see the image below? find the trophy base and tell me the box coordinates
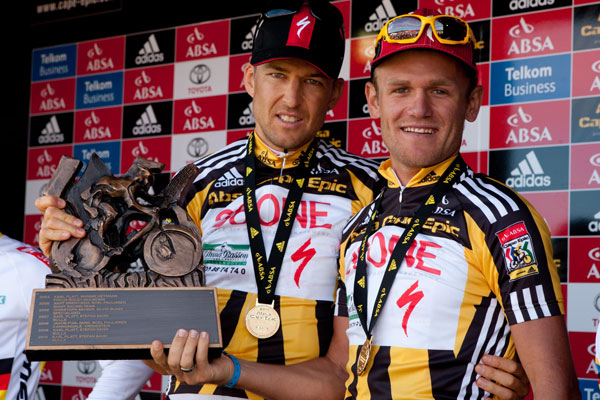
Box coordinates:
[26,287,222,361]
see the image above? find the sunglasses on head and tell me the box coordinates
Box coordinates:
[376,14,475,47]
[258,0,344,34]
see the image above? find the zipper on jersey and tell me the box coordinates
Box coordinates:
[390,168,406,205]
[279,150,288,179]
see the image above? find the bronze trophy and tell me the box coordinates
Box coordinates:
[26,154,222,360]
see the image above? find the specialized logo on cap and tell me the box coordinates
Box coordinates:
[287,4,316,49]
[426,26,435,43]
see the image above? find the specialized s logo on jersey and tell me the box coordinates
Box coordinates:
[496,221,539,280]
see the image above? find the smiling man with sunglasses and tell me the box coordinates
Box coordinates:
[335,7,579,399]
[36,2,535,400]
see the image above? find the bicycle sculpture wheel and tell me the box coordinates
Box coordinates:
[44,153,204,288]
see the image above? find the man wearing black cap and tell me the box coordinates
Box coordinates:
[38,1,376,398]
[148,2,380,399]
[36,2,532,399]
[336,7,579,399]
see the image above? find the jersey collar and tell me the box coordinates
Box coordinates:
[379,156,458,189]
[253,131,315,169]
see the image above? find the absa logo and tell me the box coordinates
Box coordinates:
[82,111,111,141]
[433,0,475,19]
[39,83,66,112]
[86,43,114,72]
[131,141,150,157]
[507,17,553,56]
[505,106,552,144]
[133,70,163,101]
[183,100,215,131]
[185,27,217,58]
[590,60,600,93]
[587,247,600,281]
[590,153,600,185]
[361,121,388,156]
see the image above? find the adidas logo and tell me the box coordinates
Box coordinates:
[214,167,244,188]
[135,34,164,65]
[132,105,162,135]
[238,102,255,126]
[39,115,64,144]
[589,210,600,233]
[357,276,366,288]
[365,0,397,33]
[241,24,257,51]
[419,171,439,183]
[505,150,551,188]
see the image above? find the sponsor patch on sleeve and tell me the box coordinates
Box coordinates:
[495,222,539,281]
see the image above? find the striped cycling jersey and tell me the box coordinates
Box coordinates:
[168,134,380,399]
[0,234,50,400]
[336,157,563,400]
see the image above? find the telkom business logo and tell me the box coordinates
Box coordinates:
[489,147,568,192]
[490,54,570,105]
[76,71,123,109]
[31,44,76,81]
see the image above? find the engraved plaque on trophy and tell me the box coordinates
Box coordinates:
[26,154,222,360]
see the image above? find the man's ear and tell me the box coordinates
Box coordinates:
[327,78,345,110]
[465,85,484,122]
[365,80,380,119]
[243,61,256,98]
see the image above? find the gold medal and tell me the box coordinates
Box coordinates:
[245,300,280,339]
[356,337,372,375]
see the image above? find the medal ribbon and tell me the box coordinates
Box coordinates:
[353,156,467,344]
[243,131,319,305]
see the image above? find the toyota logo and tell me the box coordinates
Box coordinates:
[594,293,600,313]
[190,64,211,84]
[77,360,97,375]
[188,137,209,158]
